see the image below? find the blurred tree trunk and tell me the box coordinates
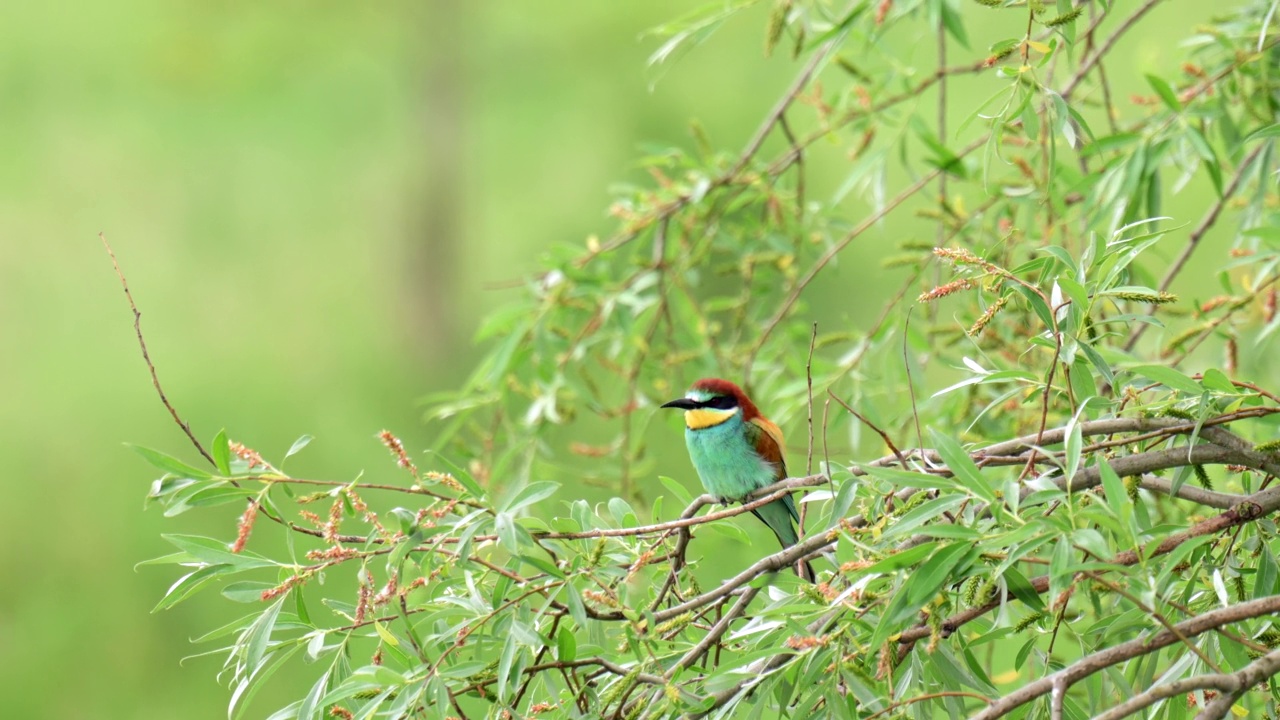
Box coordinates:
[406,0,465,363]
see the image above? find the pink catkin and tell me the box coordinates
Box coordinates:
[231,500,259,553]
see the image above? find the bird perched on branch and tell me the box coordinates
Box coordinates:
[661,378,814,581]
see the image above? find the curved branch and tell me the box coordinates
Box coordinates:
[894,441,1280,653]
[973,596,1280,720]
[635,415,1280,626]
[666,586,761,679]
[1138,473,1244,509]
[1196,649,1280,719]
[1096,647,1280,720]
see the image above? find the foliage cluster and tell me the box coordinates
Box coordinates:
[137,1,1280,718]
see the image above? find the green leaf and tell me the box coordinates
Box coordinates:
[231,644,302,720]
[562,585,587,627]
[1011,284,1056,331]
[294,586,312,627]
[862,466,968,491]
[1257,546,1280,599]
[1061,415,1083,488]
[499,480,560,513]
[129,444,212,479]
[243,595,286,679]
[827,476,858,528]
[608,497,638,527]
[317,667,402,707]
[870,543,971,649]
[879,495,967,540]
[1185,125,1224,196]
[645,1,754,68]
[284,435,313,462]
[212,430,232,476]
[222,581,278,603]
[163,534,279,570]
[373,620,401,647]
[557,626,577,662]
[1242,123,1280,145]
[1129,365,1204,395]
[911,543,975,598]
[496,633,518,701]
[659,475,694,506]
[437,661,487,679]
[296,669,332,720]
[930,429,996,505]
[1049,537,1073,602]
[495,512,519,552]
[387,528,422,571]
[1003,567,1045,611]
[939,1,970,49]
[1083,132,1142,157]
[856,542,937,576]
[518,554,565,580]
[1098,460,1128,521]
[154,564,234,611]
[164,485,257,517]
[1145,74,1181,112]
[426,453,486,500]
[1200,368,1236,393]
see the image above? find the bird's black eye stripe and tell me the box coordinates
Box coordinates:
[703,394,738,410]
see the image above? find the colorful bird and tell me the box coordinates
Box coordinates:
[661,378,814,580]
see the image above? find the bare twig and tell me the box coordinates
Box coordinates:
[1124,144,1266,351]
[806,322,818,476]
[863,691,990,720]
[101,233,214,465]
[1062,0,1167,100]
[827,389,908,469]
[902,308,925,452]
[750,135,988,366]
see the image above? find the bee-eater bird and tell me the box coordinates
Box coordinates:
[661,378,814,581]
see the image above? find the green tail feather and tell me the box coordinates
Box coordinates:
[750,495,814,581]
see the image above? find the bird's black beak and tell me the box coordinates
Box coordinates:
[660,398,699,410]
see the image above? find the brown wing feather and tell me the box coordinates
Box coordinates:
[748,416,787,480]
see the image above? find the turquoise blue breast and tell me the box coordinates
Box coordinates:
[683,414,774,502]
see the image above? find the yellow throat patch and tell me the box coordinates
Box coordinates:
[684,407,737,430]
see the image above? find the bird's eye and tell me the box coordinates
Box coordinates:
[705,395,737,410]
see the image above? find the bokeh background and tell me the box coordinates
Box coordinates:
[0,1,1222,717]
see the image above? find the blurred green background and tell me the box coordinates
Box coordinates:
[0,1,1222,717]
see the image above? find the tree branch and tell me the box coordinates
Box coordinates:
[1062,0,1167,100]
[973,596,1280,719]
[1097,646,1280,720]
[1123,143,1267,351]
[101,233,214,465]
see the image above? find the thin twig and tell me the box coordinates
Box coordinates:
[1062,0,1167,100]
[1124,144,1266,351]
[806,322,818,476]
[902,308,925,453]
[750,135,988,369]
[101,233,214,465]
[827,389,908,468]
[862,690,990,720]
